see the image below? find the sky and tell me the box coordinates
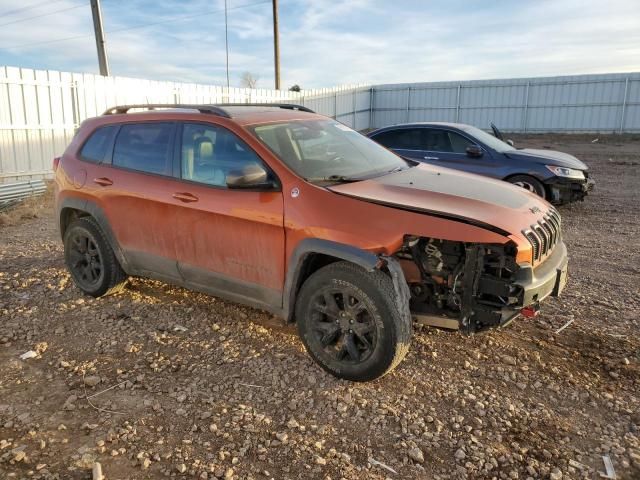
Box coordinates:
[0,0,639,89]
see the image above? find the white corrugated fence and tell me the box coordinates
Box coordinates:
[371,72,640,133]
[0,65,369,183]
[1,66,639,183]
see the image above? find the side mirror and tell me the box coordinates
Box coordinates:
[506,139,515,147]
[226,164,273,189]
[466,145,483,158]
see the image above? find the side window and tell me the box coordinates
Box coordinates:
[424,129,453,152]
[372,129,424,150]
[79,125,118,163]
[112,123,175,175]
[181,123,264,187]
[448,131,473,154]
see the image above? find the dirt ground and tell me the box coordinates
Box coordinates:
[0,134,639,480]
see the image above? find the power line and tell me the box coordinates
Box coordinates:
[1,0,270,50]
[0,0,69,18]
[1,32,91,50]
[106,0,270,35]
[0,3,87,28]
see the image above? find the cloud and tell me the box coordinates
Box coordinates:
[0,0,638,88]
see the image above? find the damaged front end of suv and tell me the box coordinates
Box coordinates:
[393,209,567,333]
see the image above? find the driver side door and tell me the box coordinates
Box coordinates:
[422,128,498,177]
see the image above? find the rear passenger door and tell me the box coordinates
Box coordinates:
[370,128,427,161]
[172,122,285,310]
[93,122,183,279]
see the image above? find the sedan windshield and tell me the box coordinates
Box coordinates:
[462,125,516,153]
[249,120,408,183]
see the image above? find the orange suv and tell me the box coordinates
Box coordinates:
[54,104,568,381]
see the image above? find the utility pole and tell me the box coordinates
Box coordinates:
[272,0,280,90]
[90,0,110,76]
[224,0,230,89]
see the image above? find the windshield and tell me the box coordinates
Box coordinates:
[249,120,408,183]
[462,125,516,153]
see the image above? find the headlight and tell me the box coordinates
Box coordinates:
[545,165,585,179]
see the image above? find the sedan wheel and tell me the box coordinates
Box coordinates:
[507,175,546,199]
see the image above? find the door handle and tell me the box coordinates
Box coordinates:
[172,192,199,203]
[93,177,113,186]
[424,156,439,160]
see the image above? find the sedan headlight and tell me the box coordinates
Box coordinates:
[545,165,585,179]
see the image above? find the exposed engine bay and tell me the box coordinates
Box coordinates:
[395,236,525,332]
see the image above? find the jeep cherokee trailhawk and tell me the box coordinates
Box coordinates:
[54,104,568,381]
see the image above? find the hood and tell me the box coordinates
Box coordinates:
[328,164,553,238]
[505,148,588,170]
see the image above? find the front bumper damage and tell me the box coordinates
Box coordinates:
[458,241,568,333]
[547,176,595,204]
[514,242,568,307]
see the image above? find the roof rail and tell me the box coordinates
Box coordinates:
[102,104,231,117]
[216,103,315,113]
[102,103,316,117]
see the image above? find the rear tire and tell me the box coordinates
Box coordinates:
[63,217,127,297]
[507,175,546,199]
[295,261,411,381]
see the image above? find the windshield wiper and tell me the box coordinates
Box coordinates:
[307,165,411,184]
[305,174,362,183]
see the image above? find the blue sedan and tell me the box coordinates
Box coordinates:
[367,122,594,204]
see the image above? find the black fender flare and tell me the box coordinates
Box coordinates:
[57,197,131,273]
[282,238,409,323]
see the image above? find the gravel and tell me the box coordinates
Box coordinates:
[0,134,639,479]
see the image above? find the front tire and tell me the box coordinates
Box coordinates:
[295,261,411,381]
[507,175,546,199]
[63,217,127,297]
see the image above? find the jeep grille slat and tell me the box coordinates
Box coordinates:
[522,209,562,264]
[525,231,541,260]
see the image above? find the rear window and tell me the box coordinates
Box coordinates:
[79,125,118,163]
[112,123,175,175]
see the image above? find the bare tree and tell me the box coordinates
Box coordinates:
[240,72,259,89]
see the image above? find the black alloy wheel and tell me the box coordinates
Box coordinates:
[67,230,104,290]
[63,217,127,297]
[296,261,412,381]
[308,286,377,365]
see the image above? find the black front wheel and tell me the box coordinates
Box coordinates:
[295,262,411,381]
[63,217,127,297]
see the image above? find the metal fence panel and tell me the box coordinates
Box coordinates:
[2,66,639,183]
[0,66,368,182]
[373,109,408,128]
[371,72,640,133]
